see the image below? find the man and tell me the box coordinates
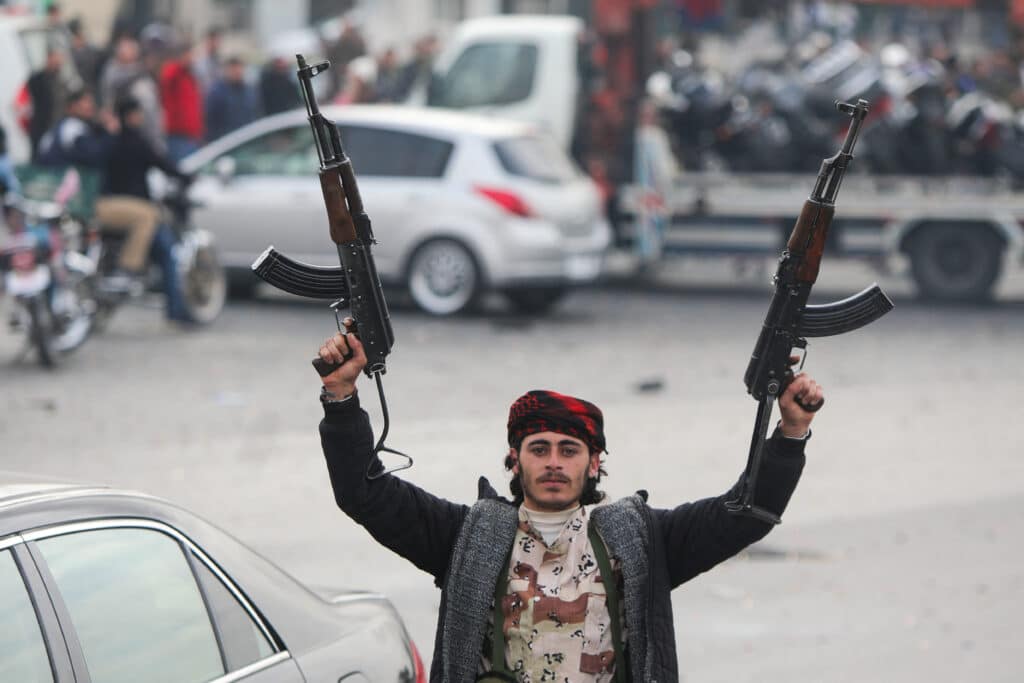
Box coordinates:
[205,57,259,142]
[258,55,300,116]
[68,17,103,92]
[316,326,819,682]
[160,40,204,161]
[324,13,367,97]
[99,35,165,152]
[193,26,223,95]
[27,48,69,159]
[36,88,116,170]
[101,96,193,323]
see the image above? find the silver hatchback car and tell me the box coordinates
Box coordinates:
[180,105,611,315]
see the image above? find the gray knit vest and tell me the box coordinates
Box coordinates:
[432,494,677,683]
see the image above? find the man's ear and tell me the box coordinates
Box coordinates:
[508,447,519,475]
[588,452,601,478]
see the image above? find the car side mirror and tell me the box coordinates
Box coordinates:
[214,156,236,184]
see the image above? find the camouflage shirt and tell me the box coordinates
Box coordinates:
[480,504,624,683]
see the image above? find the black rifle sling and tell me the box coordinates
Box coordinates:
[482,526,627,683]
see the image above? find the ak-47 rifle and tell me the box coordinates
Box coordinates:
[251,54,407,477]
[725,99,894,525]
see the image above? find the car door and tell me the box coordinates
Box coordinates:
[190,124,333,270]
[24,522,305,683]
[0,541,74,682]
[336,124,454,279]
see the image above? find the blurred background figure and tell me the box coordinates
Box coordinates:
[395,34,439,101]
[205,57,259,142]
[99,35,165,152]
[193,26,224,95]
[160,39,204,162]
[45,1,63,29]
[259,55,301,116]
[36,88,115,170]
[334,55,377,105]
[633,98,680,267]
[0,125,20,196]
[68,16,103,93]
[27,49,69,161]
[325,12,367,98]
[374,48,403,103]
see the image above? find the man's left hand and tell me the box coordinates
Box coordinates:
[778,372,824,438]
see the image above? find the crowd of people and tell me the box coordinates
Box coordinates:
[25,11,440,166]
[1,9,445,325]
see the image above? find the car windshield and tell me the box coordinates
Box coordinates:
[430,42,537,108]
[493,135,580,184]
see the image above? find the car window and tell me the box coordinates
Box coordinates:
[339,125,452,178]
[0,549,53,683]
[430,42,538,108]
[211,125,315,177]
[494,135,581,184]
[35,528,224,683]
[191,553,275,670]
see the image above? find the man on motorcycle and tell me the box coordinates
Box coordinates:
[36,89,158,286]
[104,96,194,323]
[37,89,193,323]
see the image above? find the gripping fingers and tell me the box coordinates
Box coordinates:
[789,376,824,413]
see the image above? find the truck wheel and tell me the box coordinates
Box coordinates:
[908,225,1003,302]
[407,238,481,316]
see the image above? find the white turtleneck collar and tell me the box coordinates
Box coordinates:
[520,505,580,546]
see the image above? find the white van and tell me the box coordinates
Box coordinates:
[414,15,583,151]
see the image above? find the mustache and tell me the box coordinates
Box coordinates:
[538,474,570,483]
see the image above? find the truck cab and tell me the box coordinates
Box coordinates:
[412,14,583,151]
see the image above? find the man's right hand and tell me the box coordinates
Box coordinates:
[318,318,366,399]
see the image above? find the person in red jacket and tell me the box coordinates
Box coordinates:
[159,40,203,162]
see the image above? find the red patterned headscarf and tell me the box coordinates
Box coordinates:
[507,390,606,454]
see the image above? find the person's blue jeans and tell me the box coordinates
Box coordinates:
[166,136,200,164]
[149,225,191,321]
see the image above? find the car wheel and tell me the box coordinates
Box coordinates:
[505,287,569,315]
[407,238,481,315]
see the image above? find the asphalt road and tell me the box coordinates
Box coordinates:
[2,257,1022,682]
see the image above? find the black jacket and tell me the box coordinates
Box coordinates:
[320,397,806,681]
[103,126,186,199]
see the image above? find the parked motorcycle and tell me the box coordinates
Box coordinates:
[88,177,226,329]
[0,197,95,367]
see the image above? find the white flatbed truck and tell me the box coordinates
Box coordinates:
[619,172,1024,302]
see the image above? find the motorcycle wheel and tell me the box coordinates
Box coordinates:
[179,239,226,324]
[26,295,59,368]
[49,263,97,353]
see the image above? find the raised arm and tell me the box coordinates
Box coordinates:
[318,326,467,585]
[656,376,820,587]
